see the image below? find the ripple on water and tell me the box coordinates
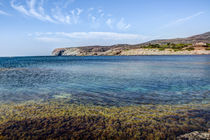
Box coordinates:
[0,55,210,106]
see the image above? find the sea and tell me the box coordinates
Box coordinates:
[0,55,209,106]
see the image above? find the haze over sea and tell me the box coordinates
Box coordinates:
[0,55,209,106]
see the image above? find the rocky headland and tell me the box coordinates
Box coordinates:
[52,32,210,56]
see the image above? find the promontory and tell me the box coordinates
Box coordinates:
[52,32,210,56]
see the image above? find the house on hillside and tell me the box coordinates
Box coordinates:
[193,42,207,46]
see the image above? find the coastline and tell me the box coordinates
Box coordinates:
[52,47,210,56]
[0,54,209,139]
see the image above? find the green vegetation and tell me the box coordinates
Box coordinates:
[143,44,161,49]
[0,100,209,140]
[186,47,195,51]
[206,43,210,47]
[158,48,165,51]
[143,43,193,51]
[206,47,210,50]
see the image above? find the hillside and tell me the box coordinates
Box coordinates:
[52,32,210,56]
[146,32,210,45]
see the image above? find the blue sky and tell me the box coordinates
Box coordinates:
[0,0,209,56]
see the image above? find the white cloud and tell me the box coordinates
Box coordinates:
[32,32,149,47]
[77,8,83,16]
[11,0,29,16]
[0,10,10,16]
[106,18,113,28]
[70,8,83,24]
[53,14,71,24]
[162,11,205,28]
[34,32,146,41]
[87,8,131,30]
[175,11,204,23]
[51,7,71,24]
[11,0,55,22]
[117,18,131,30]
[98,9,104,17]
[10,1,132,30]
[27,0,55,22]
[51,7,82,24]
[91,16,96,22]
[10,0,82,24]
[36,37,64,42]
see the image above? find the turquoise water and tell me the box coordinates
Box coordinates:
[0,55,210,106]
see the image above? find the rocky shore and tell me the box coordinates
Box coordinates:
[52,32,210,56]
[52,47,210,56]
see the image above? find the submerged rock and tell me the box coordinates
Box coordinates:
[177,129,210,140]
[0,68,10,71]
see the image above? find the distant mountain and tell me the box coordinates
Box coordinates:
[145,32,210,45]
[52,32,210,56]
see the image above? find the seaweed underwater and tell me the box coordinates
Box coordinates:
[0,100,209,140]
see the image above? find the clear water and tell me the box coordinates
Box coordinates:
[0,55,210,106]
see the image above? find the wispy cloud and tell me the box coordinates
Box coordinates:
[0,0,10,15]
[87,8,103,29]
[70,8,83,24]
[10,0,82,24]
[27,0,55,22]
[51,7,71,24]
[33,32,148,44]
[11,0,29,15]
[87,8,131,30]
[36,37,65,43]
[117,18,131,30]
[9,0,131,30]
[106,18,113,28]
[11,0,55,22]
[0,10,10,16]
[56,32,142,40]
[162,11,205,29]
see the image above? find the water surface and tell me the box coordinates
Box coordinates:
[0,55,209,106]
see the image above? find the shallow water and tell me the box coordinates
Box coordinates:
[0,55,210,106]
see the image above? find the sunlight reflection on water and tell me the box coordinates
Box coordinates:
[0,55,210,106]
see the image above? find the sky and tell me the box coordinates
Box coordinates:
[0,0,210,56]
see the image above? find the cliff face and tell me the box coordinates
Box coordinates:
[52,44,140,56]
[52,47,210,56]
[52,48,67,56]
[52,32,210,56]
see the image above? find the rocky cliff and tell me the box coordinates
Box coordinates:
[52,32,210,56]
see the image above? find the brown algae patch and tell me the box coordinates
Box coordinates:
[0,101,209,139]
